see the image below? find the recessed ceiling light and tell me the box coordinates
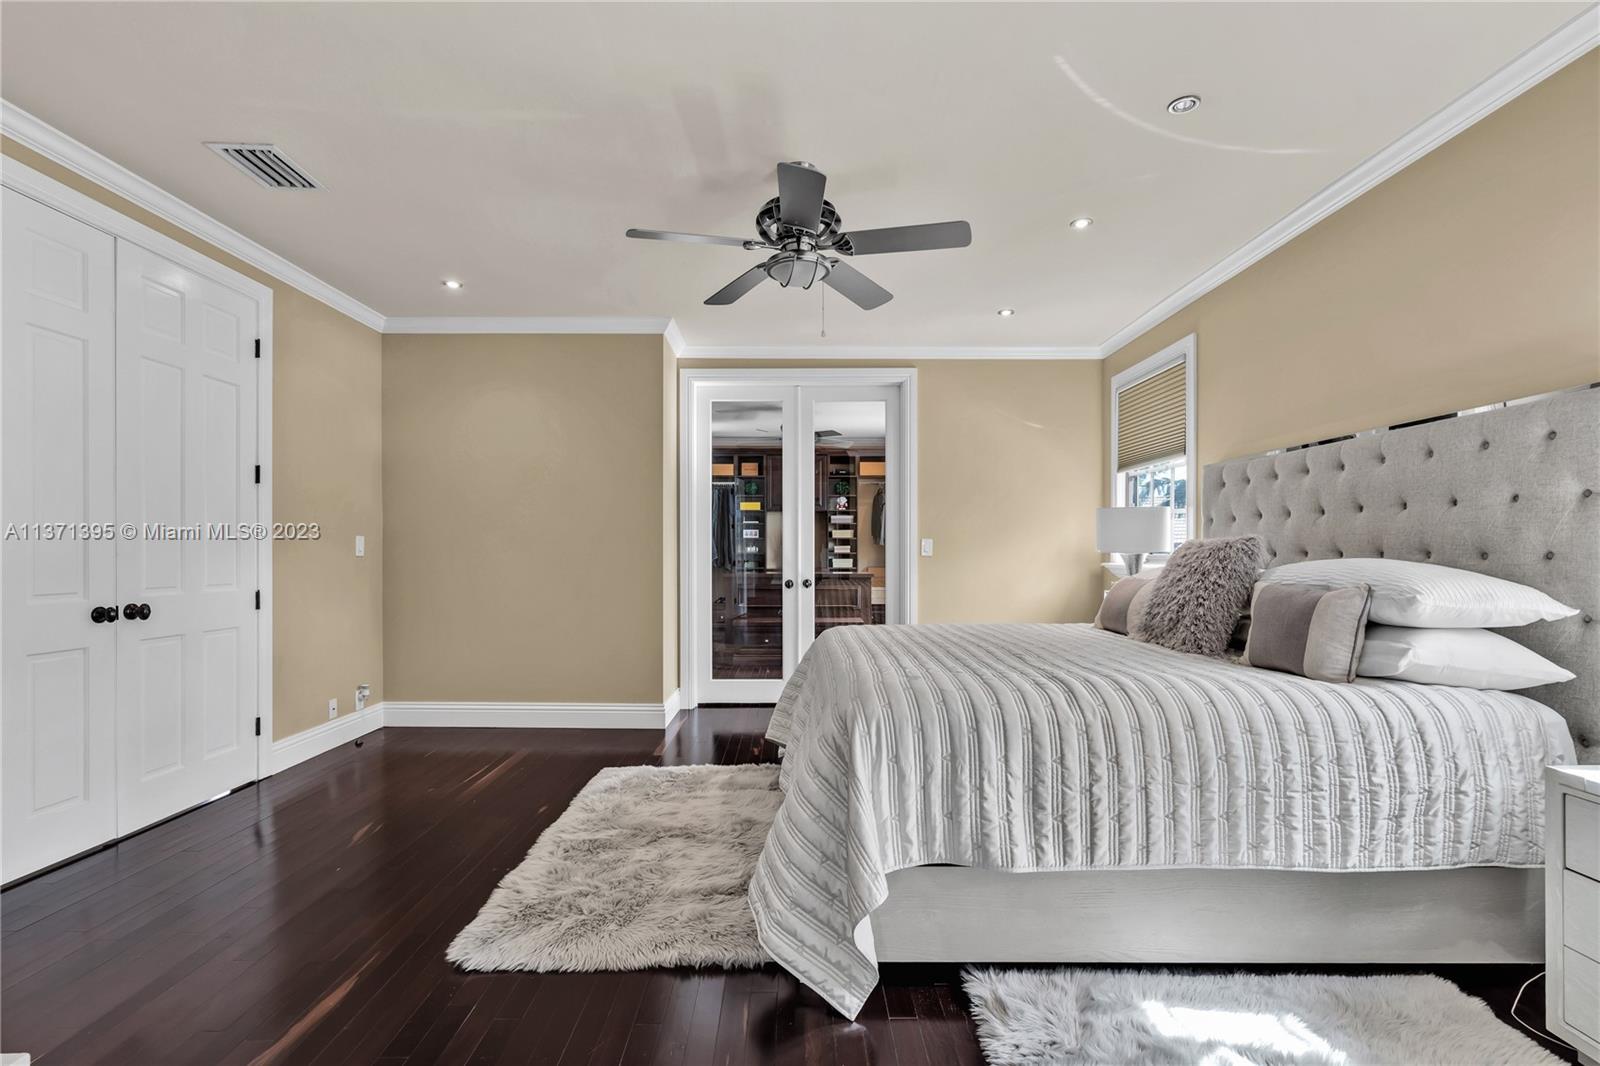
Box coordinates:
[1069,217,1094,231]
[1167,95,1201,115]
[442,279,464,290]
[997,308,1016,317]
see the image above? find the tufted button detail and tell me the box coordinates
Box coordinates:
[1512,494,1520,503]
[1400,500,1408,509]
[1339,464,1346,472]
[1480,552,1489,560]
[1584,615,1593,624]
[1357,504,1364,513]
[1480,440,1490,450]
[1585,489,1594,498]
[1545,551,1556,560]
[1450,498,1458,507]
[1379,455,1386,465]
[1377,550,1384,557]
[1425,550,1433,559]
[1548,430,1558,440]
[1426,448,1434,459]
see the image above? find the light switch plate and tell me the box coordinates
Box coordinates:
[921,538,934,557]
[327,698,338,720]
[355,535,365,558]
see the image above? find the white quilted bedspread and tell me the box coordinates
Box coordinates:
[748,623,1576,1018]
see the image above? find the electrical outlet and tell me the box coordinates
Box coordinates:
[355,534,365,558]
[327,698,338,720]
[921,538,934,557]
[355,684,370,713]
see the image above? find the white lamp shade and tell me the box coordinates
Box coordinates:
[1096,507,1172,554]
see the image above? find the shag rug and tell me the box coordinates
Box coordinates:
[448,763,777,972]
[962,968,1562,1065]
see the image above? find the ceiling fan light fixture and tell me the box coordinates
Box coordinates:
[442,279,464,290]
[997,308,1016,317]
[1069,217,1094,231]
[765,251,829,290]
[1167,94,1201,115]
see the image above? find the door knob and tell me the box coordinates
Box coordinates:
[124,602,152,621]
[784,579,795,589]
[91,605,108,624]
[802,578,813,589]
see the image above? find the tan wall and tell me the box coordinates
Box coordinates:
[382,333,671,704]
[680,359,1106,626]
[2,138,385,742]
[1103,55,1600,490]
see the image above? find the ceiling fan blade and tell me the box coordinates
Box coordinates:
[837,221,972,255]
[776,162,827,233]
[626,228,756,248]
[823,261,892,310]
[705,265,769,305]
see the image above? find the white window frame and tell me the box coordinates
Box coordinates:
[1108,333,1197,556]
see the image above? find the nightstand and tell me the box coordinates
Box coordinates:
[1547,765,1600,1065]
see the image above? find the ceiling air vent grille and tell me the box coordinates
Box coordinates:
[205,143,318,189]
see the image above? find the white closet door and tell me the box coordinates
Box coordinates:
[1,188,119,881]
[114,240,259,834]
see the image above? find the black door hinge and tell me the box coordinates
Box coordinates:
[254,339,261,359]
[254,464,261,484]
[255,717,261,736]
[255,589,261,610]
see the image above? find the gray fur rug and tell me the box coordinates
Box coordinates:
[448,763,777,972]
[962,968,1562,1065]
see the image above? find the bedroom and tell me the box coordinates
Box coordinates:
[0,2,1596,1064]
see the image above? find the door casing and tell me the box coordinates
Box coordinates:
[679,368,917,708]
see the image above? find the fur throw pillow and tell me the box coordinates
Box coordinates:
[1133,535,1266,657]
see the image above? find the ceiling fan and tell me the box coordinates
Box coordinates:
[626,161,971,310]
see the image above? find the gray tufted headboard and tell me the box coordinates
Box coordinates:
[1204,386,1600,762]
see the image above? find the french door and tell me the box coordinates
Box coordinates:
[1,186,263,881]
[684,372,913,705]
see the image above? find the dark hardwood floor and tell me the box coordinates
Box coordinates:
[0,706,1574,1065]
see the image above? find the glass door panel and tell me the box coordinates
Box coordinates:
[709,398,786,683]
[807,398,890,645]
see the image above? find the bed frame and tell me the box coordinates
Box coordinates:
[874,385,1599,965]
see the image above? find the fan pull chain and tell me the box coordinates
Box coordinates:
[820,282,827,339]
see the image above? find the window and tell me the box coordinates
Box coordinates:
[1110,334,1195,555]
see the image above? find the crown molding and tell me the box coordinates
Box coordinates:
[1,100,387,332]
[383,315,671,335]
[675,344,1102,361]
[663,318,688,356]
[1096,8,1600,358]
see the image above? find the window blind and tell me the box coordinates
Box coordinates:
[1115,361,1186,472]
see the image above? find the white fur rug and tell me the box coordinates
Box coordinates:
[448,763,777,972]
[962,968,1562,1065]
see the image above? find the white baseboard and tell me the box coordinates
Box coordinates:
[263,702,385,776]
[662,688,682,728]
[384,698,679,730]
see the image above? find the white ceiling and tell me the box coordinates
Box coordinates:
[0,2,1589,350]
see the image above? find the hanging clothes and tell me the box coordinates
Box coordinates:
[712,484,737,569]
[870,483,886,546]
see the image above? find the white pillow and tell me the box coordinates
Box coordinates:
[1258,558,1576,628]
[1358,625,1575,690]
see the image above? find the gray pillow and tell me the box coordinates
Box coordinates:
[1094,576,1156,636]
[1133,535,1265,657]
[1243,582,1373,683]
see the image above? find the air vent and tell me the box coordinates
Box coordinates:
[205,143,318,189]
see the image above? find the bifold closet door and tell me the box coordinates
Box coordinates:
[114,240,259,835]
[0,188,120,882]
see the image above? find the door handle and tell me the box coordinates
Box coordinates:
[91,605,110,624]
[784,579,795,589]
[123,602,152,621]
[801,578,813,589]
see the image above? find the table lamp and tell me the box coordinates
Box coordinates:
[1096,507,1172,576]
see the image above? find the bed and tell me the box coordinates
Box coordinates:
[748,385,1599,1019]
